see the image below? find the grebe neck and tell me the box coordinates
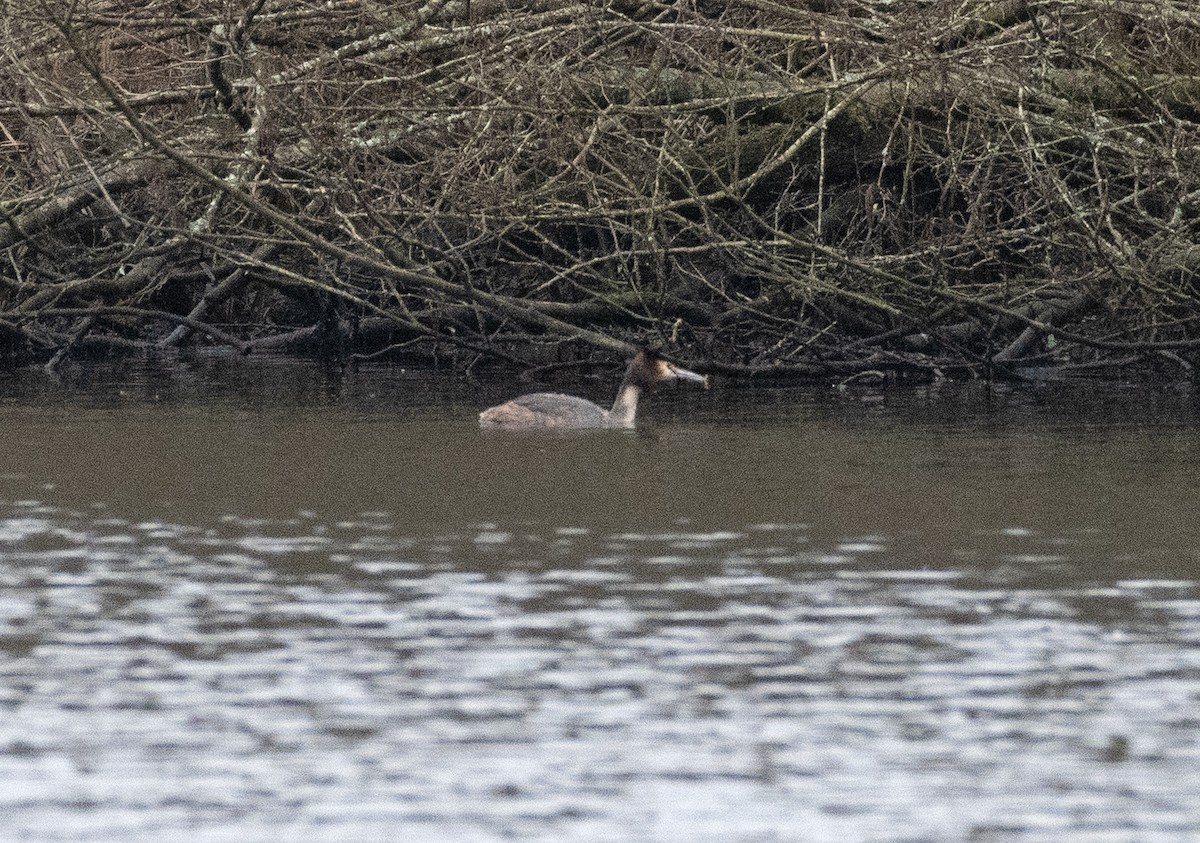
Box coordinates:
[609,383,641,428]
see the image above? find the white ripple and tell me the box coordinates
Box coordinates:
[235,535,332,554]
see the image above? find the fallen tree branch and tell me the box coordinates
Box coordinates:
[12,306,252,354]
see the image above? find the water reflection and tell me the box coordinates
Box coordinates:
[0,358,1198,841]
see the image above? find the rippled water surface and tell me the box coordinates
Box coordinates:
[3,356,1200,842]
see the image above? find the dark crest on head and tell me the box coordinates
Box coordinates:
[625,346,668,388]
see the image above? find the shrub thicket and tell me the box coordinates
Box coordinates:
[4,0,1200,378]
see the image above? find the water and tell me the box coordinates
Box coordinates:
[2,356,1199,841]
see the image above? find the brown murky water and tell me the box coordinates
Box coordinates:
[2,355,1199,841]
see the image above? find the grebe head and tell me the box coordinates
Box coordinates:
[626,348,709,390]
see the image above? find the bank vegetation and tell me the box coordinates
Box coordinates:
[4,0,1200,380]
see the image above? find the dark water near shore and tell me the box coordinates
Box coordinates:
[2,355,1200,841]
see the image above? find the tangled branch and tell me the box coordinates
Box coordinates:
[3,0,1200,378]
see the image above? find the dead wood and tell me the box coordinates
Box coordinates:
[3,0,1200,379]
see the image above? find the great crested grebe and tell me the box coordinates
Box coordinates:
[479,348,708,430]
